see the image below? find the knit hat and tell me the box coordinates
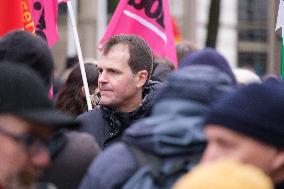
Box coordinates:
[180,48,237,85]
[151,64,235,106]
[0,63,78,128]
[0,30,54,87]
[172,159,273,189]
[205,79,284,148]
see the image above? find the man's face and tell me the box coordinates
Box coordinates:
[201,125,278,176]
[97,44,146,112]
[0,114,51,188]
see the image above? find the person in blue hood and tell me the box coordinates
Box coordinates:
[79,48,237,189]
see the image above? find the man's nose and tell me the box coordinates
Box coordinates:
[200,144,222,164]
[31,147,50,169]
[98,71,108,83]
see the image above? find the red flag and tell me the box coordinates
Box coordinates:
[0,0,23,36]
[172,17,182,43]
[0,0,36,37]
[22,0,36,33]
[100,0,178,68]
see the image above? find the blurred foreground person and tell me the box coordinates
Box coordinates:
[172,159,273,189]
[201,80,284,188]
[0,30,54,98]
[0,63,77,189]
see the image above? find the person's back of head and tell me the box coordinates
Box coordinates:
[175,40,198,64]
[172,159,273,189]
[102,34,153,85]
[39,131,101,189]
[179,48,237,85]
[151,57,174,82]
[0,30,54,89]
[56,63,99,116]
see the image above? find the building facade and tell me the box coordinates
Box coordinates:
[53,0,281,79]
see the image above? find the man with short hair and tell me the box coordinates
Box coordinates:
[0,63,77,189]
[201,80,284,189]
[77,34,160,148]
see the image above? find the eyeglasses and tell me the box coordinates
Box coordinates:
[0,126,49,156]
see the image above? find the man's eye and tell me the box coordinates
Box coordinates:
[110,70,118,74]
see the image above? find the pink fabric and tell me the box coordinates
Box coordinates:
[48,85,54,99]
[58,0,69,3]
[31,0,59,47]
[100,0,177,68]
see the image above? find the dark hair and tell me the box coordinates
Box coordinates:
[56,63,99,116]
[176,41,198,64]
[102,34,153,84]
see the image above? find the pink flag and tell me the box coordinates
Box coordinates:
[31,0,59,46]
[58,0,69,3]
[100,0,178,68]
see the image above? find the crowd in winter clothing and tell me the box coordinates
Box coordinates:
[0,30,283,189]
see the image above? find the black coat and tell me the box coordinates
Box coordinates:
[276,182,284,189]
[76,80,161,148]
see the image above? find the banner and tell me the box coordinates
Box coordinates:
[100,0,177,67]
[0,0,25,36]
[23,0,36,33]
[31,0,59,46]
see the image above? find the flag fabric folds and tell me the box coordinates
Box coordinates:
[31,0,60,47]
[0,0,28,36]
[100,0,178,67]
[0,0,62,47]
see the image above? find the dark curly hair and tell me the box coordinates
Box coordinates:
[55,63,99,116]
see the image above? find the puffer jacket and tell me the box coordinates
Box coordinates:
[76,80,161,148]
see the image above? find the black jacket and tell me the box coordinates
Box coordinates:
[276,182,284,189]
[76,80,161,148]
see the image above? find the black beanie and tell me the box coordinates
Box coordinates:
[180,48,237,85]
[0,30,54,87]
[205,80,284,148]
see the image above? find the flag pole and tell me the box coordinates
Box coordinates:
[282,33,284,78]
[67,1,93,111]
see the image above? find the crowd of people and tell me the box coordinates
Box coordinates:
[0,30,283,189]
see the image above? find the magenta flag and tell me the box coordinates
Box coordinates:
[58,0,69,3]
[31,0,59,47]
[100,0,178,67]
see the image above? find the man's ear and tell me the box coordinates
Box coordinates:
[271,150,284,182]
[135,70,148,88]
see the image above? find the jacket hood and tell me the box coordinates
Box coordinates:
[123,65,236,156]
[123,99,207,156]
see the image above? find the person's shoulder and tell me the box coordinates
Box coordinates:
[76,107,102,121]
[75,108,104,134]
[79,142,138,189]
